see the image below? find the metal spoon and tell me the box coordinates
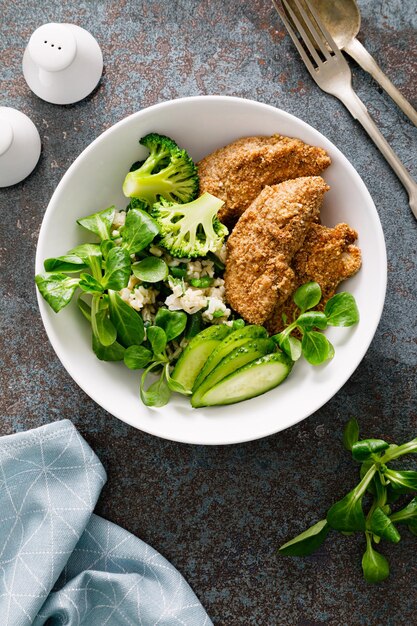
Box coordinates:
[305,0,417,126]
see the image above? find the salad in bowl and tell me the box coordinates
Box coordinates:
[34,96,386,444]
[36,130,360,410]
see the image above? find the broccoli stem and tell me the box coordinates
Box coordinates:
[137,146,170,174]
[124,162,196,204]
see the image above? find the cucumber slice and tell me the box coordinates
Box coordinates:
[192,324,268,392]
[171,324,231,391]
[195,352,293,407]
[192,338,276,408]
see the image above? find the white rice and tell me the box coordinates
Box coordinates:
[112,210,126,229]
[202,297,231,322]
[119,238,230,323]
[165,285,207,315]
[164,274,230,320]
[186,259,215,279]
[120,284,159,312]
[215,243,227,264]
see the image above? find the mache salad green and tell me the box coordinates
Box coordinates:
[35,133,360,409]
[279,419,417,584]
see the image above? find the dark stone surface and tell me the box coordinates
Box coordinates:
[1,1,416,624]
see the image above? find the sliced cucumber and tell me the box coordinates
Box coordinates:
[171,324,231,391]
[195,352,293,407]
[192,325,268,392]
[192,338,276,408]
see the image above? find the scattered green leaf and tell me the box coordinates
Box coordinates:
[108,290,145,347]
[352,439,389,462]
[147,325,167,356]
[279,420,417,584]
[369,507,400,543]
[155,308,187,342]
[79,273,104,295]
[389,497,417,524]
[362,534,390,583]
[165,363,192,395]
[343,417,360,452]
[44,254,87,273]
[77,295,91,322]
[124,345,153,370]
[293,282,322,312]
[102,247,131,290]
[35,273,80,313]
[132,256,168,283]
[92,334,125,361]
[170,266,188,279]
[140,363,171,407]
[279,335,302,361]
[279,520,329,556]
[327,489,367,532]
[325,292,360,327]
[185,312,203,339]
[77,206,116,240]
[296,311,328,330]
[383,469,417,491]
[301,331,334,366]
[121,208,159,254]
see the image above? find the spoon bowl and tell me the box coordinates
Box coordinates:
[290,0,417,126]
[308,0,360,49]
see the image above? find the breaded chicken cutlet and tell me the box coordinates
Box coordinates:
[198,134,331,226]
[266,222,362,334]
[224,175,362,331]
[224,176,329,325]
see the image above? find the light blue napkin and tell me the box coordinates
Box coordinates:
[0,420,212,626]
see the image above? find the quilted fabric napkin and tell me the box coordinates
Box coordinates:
[0,420,212,626]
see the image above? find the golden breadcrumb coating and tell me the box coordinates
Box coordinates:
[224,176,329,325]
[266,222,362,334]
[197,134,331,226]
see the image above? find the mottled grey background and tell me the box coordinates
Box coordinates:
[1,1,416,624]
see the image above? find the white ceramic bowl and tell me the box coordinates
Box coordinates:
[35,96,387,445]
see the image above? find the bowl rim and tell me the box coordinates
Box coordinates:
[35,95,387,445]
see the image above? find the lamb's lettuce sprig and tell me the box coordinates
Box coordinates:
[272,282,359,365]
[124,308,190,407]
[35,206,160,363]
[279,419,417,584]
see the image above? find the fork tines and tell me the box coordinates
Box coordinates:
[272,0,344,74]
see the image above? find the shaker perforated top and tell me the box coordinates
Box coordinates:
[22,23,103,105]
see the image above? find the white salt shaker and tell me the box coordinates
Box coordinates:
[22,23,103,105]
[0,107,41,187]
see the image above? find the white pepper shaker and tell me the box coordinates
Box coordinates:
[22,23,103,105]
[0,107,41,187]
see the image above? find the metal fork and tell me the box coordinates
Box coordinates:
[273,0,417,219]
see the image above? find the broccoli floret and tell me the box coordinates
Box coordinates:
[125,197,148,212]
[122,133,199,208]
[151,192,228,259]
